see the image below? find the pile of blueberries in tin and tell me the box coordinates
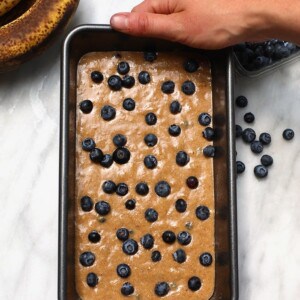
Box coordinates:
[234,40,299,71]
[235,95,295,178]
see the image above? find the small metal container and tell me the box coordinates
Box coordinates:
[59,24,238,300]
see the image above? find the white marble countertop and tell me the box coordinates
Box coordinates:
[0,1,299,299]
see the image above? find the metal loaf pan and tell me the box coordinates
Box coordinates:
[59,24,238,300]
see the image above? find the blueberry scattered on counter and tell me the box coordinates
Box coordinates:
[122,239,139,255]
[236,125,243,138]
[144,133,158,147]
[242,128,256,143]
[144,155,158,169]
[79,100,93,114]
[113,134,127,147]
[168,124,181,137]
[202,127,215,141]
[102,180,117,194]
[121,282,134,296]
[116,228,130,241]
[86,272,98,287]
[162,230,176,244]
[181,80,196,95]
[123,98,136,111]
[113,147,131,164]
[100,154,113,168]
[136,182,149,196]
[175,199,187,213]
[259,132,272,145]
[161,80,175,94]
[199,252,213,266]
[283,128,295,140]
[91,71,103,83]
[117,61,130,75]
[88,231,101,243]
[145,112,157,125]
[195,205,210,220]
[108,75,122,91]
[154,282,170,297]
[198,112,212,126]
[170,100,182,114]
[155,181,171,197]
[122,75,135,88]
[140,233,155,249]
[188,276,201,291]
[138,71,151,84]
[254,165,268,178]
[244,112,255,123]
[236,161,246,174]
[125,199,136,210]
[145,208,158,222]
[144,51,157,62]
[82,138,96,151]
[95,201,111,216]
[101,105,116,121]
[176,151,190,166]
[203,145,215,157]
[184,59,199,73]
[81,196,93,212]
[79,251,95,267]
[116,264,131,278]
[173,249,187,263]
[261,154,273,167]
[177,231,192,245]
[116,183,129,196]
[235,95,248,108]
[151,250,162,262]
[186,176,199,189]
[90,147,104,163]
[250,141,264,154]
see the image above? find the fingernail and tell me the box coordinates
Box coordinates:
[110,14,129,30]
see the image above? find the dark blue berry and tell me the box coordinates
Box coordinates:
[125,199,136,210]
[91,71,103,83]
[151,250,162,262]
[170,100,182,114]
[88,231,101,243]
[90,148,104,163]
[236,161,245,174]
[261,154,273,167]
[136,182,149,195]
[202,127,215,141]
[116,183,129,196]
[244,112,255,123]
[162,230,176,244]
[254,165,268,178]
[113,134,127,147]
[123,98,135,111]
[79,251,95,267]
[79,100,93,113]
[198,112,211,126]
[155,282,170,297]
[138,71,151,84]
[144,155,157,169]
[122,75,135,88]
[259,132,271,145]
[155,181,171,197]
[251,140,264,153]
[144,51,157,62]
[81,196,93,212]
[161,81,175,94]
[122,239,139,255]
[242,128,256,143]
[116,228,130,241]
[175,199,187,212]
[86,272,98,287]
[283,128,294,140]
[181,80,195,95]
[253,56,269,68]
[235,95,248,108]
[101,105,116,121]
[145,113,157,125]
[144,134,158,147]
[102,180,117,194]
[117,61,130,75]
[177,231,191,245]
[236,125,243,138]
[121,282,134,296]
[113,147,131,164]
[116,264,131,278]
[108,75,122,91]
[145,208,158,222]
[100,154,113,168]
[196,205,210,220]
[274,44,290,59]
[186,176,198,189]
[184,59,199,73]
[95,201,111,216]
[173,249,186,263]
[188,276,201,291]
[265,44,275,57]
[176,151,190,166]
[82,138,96,151]
[168,124,181,136]
[140,233,154,249]
[199,252,213,266]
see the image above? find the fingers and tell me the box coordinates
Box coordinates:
[131,0,176,14]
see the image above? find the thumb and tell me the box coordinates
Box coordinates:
[110,12,184,42]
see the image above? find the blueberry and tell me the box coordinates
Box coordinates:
[244,112,255,123]
[88,231,101,243]
[155,181,171,197]
[144,134,158,147]
[86,272,98,287]
[261,154,273,167]
[102,180,117,194]
[254,165,268,178]
[235,95,248,108]
[81,196,93,212]
[283,128,294,140]
[253,56,269,68]
[82,138,96,151]
[79,100,93,114]
[274,44,290,59]
[259,132,271,145]
[154,282,170,297]
[122,75,135,88]
[145,208,158,222]
[101,105,116,121]
[242,128,256,143]
[176,151,190,166]
[203,145,215,157]
[123,98,135,111]
[135,182,149,195]
[181,80,195,95]
[144,51,157,62]
[236,161,246,174]
[199,252,213,266]
[79,251,95,267]
[140,233,154,249]
[184,59,199,73]
[250,141,264,154]
[145,113,157,125]
[95,201,111,216]
[108,75,122,91]
[113,134,127,147]
[116,183,129,196]
[116,228,130,241]
[186,176,198,189]
[100,154,113,168]
[90,148,104,163]
[196,205,210,220]
[175,199,187,212]
[121,282,134,296]
[170,100,182,114]
[173,249,186,263]
[198,112,211,126]
[122,239,139,255]
[188,276,201,291]
[151,250,162,262]
[113,147,131,164]
[117,61,130,75]
[161,81,175,94]
[236,125,243,138]
[162,230,176,244]
[168,124,181,136]
[177,231,191,245]
[125,199,136,210]
[116,264,131,278]
[144,155,158,169]
[91,71,103,83]
[202,127,215,141]
[138,71,151,84]
[265,44,275,57]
